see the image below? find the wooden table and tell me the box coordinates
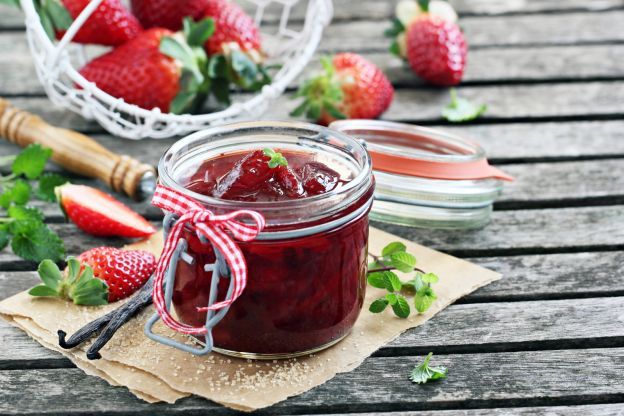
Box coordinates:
[2,0,624,414]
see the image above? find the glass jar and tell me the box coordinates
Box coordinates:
[156,121,375,359]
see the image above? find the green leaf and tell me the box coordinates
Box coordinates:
[369,298,389,313]
[1,180,32,208]
[323,101,346,120]
[367,271,387,289]
[183,17,215,46]
[290,101,310,117]
[0,0,20,7]
[11,224,65,263]
[382,242,407,257]
[409,352,448,384]
[208,55,228,78]
[28,285,61,297]
[414,286,437,313]
[417,0,430,13]
[421,272,439,284]
[0,226,9,251]
[390,251,417,273]
[211,78,231,105]
[39,10,55,40]
[65,257,82,286]
[384,18,405,38]
[36,173,68,202]
[8,205,44,223]
[368,260,384,270]
[160,36,203,82]
[263,148,288,168]
[385,293,398,305]
[392,295,411,318]
[69,277,108,306]
[12,144,52,180]
[37,259,62,290]
[383,271,403,292]
[442,89,487,123]
[389,40,402,58]
[44,0,72,30]
[170,91,197,115]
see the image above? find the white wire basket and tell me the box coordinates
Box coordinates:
[19,0,333,139]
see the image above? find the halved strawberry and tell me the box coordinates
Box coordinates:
[56,184,156,238]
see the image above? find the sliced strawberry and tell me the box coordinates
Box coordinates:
[297,162,341,195]
[56,184,156,238]
[291,53,394,125]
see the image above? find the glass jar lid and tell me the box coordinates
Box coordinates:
[329,120,513,229]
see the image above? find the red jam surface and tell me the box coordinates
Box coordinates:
[171,149,373,355]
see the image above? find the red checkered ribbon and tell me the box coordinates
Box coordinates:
[151,184,265,335]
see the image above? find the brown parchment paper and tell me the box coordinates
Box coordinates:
[0,227,501,411]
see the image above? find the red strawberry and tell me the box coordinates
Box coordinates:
[79,21,214,113]
[130,0,209,31]
[56,184,156,238]
[292,53,394,125]
[275,166,304,198]
[405,14,467,86]
[47,0,142,46]
[29,248,156,305]
[214,150,275,200]
[78,247,156,302]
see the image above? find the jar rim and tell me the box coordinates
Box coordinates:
[158,120,373,214]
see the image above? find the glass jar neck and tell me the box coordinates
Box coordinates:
[158,121,373,231]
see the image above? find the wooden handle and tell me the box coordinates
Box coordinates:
[0,98,155,199]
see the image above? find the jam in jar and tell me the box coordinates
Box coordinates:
[157,121,374,358]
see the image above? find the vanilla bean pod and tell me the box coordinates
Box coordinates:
[57,278,154,353]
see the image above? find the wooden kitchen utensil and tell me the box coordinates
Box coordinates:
[0,98,156,200]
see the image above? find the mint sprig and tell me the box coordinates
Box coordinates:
[409,352,448,384]
[442,89,487,123]
[263,148,288,168]
[367,241,440,318]
[0,144,68,262]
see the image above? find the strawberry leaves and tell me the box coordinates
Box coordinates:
[29,258,109,306]
[34,0,73,40]
[367,241,440,319]
[0,144,68,263]
[442,89,487,123]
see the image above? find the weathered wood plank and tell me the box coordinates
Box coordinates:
[374,205,624,257]
[1,348,623,414]
[5,29,624,95]
[266,82,624,122]
[3,296,623,369]
[3,121,624,168]
[1,205,624,266]
[317,11,624,52]
[3,250,624,303]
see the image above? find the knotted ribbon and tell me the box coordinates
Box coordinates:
[151,184,265,335]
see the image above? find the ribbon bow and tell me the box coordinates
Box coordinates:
[151,184,265,335]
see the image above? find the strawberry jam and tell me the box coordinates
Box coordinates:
[159,122,374,357]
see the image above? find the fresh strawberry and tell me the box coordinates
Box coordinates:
[29,249,156,305]
[405,14,467,86]
[37,0,142,46]
[78,247,156,302]
[130,0,209,31]
[291,53,394,125]
[56,184,156,238]
[79,19,214,113]
[199,0,270,103]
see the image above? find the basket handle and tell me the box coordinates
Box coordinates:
[0,98,156,200]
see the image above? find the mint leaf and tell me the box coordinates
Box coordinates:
[392,295,411,318]
[383,271,403,292]
[410,352,448,384]
[385,293,399,305]
[390,251,417,273]
[369,298,389,313]
[0,226,9,251]
[382,241,407,257]
[415,286,437,313]
[421,272,439,284]
[36,173,68,202]
[12,144,52,179]
[11,224,65,262]
[8,205,44,223]
[367,271,387,289]
[442,89,487,123]
[0,180,31,208]
[263,148,288,168]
